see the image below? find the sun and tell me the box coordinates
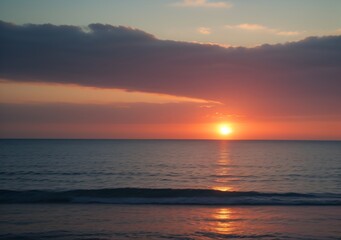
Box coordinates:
[218,124,233,136]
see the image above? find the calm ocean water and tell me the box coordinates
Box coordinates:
[1,140,341,239]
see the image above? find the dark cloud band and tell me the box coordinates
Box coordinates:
[1,21,340,116]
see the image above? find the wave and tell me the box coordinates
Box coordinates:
[0,188,340,205]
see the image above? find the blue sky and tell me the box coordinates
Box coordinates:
[1,0,340,46]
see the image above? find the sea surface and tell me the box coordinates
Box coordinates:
[0,140,340,239]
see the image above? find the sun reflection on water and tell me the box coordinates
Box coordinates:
[211,208,235,234]
[212,186,233,192]
[212,140,236,192]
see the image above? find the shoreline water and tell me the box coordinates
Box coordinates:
[1,204,340,240]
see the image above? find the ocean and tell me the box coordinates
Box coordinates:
[0,140,340,239]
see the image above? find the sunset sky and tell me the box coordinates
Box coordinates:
[0,0,340,139]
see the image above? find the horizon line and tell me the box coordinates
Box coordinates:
[1,138,340,141]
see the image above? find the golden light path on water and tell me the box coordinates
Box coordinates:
[211,208,235,234]
[212,140,235,192]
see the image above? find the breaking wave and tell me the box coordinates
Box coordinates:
[1,188,340,205]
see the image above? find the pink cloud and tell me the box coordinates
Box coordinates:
[197,27,211,34]
[226,23,301,36]
[173,0,232,8]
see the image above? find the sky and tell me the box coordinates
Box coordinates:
[0,0,340,139]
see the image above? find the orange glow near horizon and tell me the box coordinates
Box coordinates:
[0,81,340,140]
[1,121,340,139]
[217,123,233,137]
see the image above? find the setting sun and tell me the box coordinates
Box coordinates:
[218,124,233,136]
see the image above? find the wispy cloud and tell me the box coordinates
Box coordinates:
[225,23,300,36]
[173,0,232,8]
[188,40,231,48]
[197,27,211,34]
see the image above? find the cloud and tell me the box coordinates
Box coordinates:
[0,21,340,118]
[173,0,232,8]
[225,23,301,36]
[197,27,211,34]
[0,80,211,104]
[226,23,268,31]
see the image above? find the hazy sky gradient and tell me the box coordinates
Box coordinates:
[1,0,340,46]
